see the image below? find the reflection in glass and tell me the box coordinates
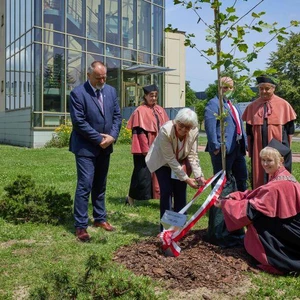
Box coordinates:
[106,0,120,46]
[67,0,85,36]
[34,44,42,112]
[68,35,86,51]
[44,46,65,112]
[122,0,136,49]
[137,1,151,52]
[44,30,65,47]
[87,0,104,41]
[153,5,163,56]
[6,0,10,46]
[26,0,33,32]
[67,50,85,92]
[44,0,65,32]
[87,53,104,67]
[87,40,104,54]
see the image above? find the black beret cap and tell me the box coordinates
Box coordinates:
[268,138,291,157]
[143,84,159,94]
[256,75,276,85]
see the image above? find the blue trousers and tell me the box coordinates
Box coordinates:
[210,142,247,192]
[74,154,110,228]
[155,166,187,231]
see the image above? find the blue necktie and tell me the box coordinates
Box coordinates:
[96,89,104,113]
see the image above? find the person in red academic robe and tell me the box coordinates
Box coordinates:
[125,84,169,205]
[242,75,296,189]
[215,146,300,274]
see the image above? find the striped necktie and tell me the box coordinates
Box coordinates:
[227,100,241,135]
[96,89,104,113]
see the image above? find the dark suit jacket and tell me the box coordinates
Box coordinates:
[69,81,122,157]
[204,96,247,155]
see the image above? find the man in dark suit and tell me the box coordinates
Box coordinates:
[69,61,122,242]
[204,77,248,248]
[204,77,248,191]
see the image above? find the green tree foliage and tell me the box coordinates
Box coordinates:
[205,69,256,103]
[195,100,207,130]
[267,32,300,121]
[185,81,198,106]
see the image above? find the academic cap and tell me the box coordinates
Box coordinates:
[143,84,159,94]
[267,138,291,157]
[256,75,276,85]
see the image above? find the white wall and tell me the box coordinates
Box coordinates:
[164,31,186,108]
[0,109,54,148]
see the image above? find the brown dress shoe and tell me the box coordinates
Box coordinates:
[75,228,91,242]
[93,221,115,231]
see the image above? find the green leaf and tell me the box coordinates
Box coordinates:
[254,41,265,48]
[224,59,232,69]
[277,35,285,42]
[246,52,258,62]
[238,43,248,53]
[251,26,263,32]
[186,1,193,9]
[290,20,300,26]
[173,0,182,5]
[226,7,236,13]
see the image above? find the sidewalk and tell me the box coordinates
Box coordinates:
[198,145,300,163]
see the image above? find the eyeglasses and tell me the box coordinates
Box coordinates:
[177,121,193,130]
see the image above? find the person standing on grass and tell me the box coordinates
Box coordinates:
[146,108,206,232]
[204,77,247,248]
[69,61,122,242]
[242,75,296,189]
[125,84,169,206]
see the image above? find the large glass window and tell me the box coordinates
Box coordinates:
[137,0,151,53]
[122,0,137,49]
[106,0,121,46]
[25,0,33,32]
[34,44,42,114]
[87,0,104,41]
[43,45,65,112]
[67,0,85,36]
[5,0,10,46]
[44,0,65,32]
[153,5,163,56]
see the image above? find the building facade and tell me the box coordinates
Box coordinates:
[0,0,185,147]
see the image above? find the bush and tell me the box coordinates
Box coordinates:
[0,175,73,224]
[45,123,72,148]
[117,119,132,145]
[29,254,161,300]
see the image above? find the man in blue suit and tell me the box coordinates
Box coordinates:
[204,76,247,248]
[69,61,122,242]
[204,76,247,191]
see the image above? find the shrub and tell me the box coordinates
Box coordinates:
[45,123,72,148]
[0,175,73,224]
[117,119,132,145]
[29,254,161,300]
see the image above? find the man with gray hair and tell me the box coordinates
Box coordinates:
[204,76,248,247]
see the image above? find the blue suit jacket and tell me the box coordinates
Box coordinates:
[204,96,247,155]
[69,81,122,157]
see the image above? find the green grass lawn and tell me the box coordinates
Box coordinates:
[0,143,300,299]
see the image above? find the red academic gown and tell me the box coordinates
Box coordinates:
[127,104,169,200]
[221,166,300,274]
[242,94,296,189]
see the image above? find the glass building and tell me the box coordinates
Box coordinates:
[0,0,185,147]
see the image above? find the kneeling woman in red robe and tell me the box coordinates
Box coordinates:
[215,146,300,274]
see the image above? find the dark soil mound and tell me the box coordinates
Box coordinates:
[114,229,259,294]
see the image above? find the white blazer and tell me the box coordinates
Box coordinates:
[145,120,203,181]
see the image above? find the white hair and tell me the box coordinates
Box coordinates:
[174,108,198,128]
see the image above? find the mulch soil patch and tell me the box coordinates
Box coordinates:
[114,229,260,293]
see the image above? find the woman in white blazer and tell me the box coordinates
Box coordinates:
[146,108,206,232]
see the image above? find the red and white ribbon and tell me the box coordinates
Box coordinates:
[160,170,226,257]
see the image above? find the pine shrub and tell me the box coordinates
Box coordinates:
[0,175,73,224]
